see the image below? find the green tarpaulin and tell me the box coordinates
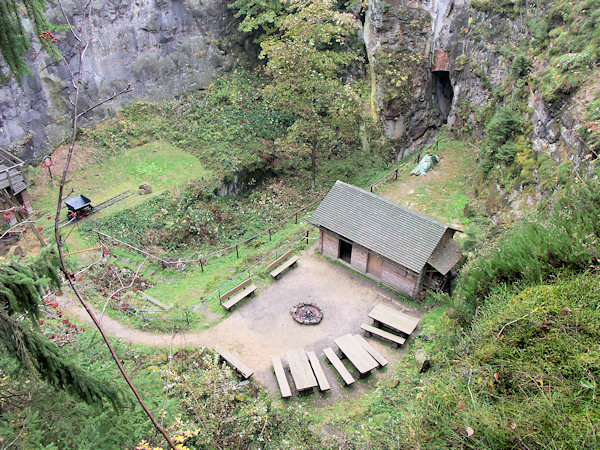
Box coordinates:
[410,154,439,176]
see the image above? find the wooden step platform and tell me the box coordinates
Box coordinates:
[353,334,388,367]
[360,323,406,348]
[214,346,253,379]
[307,350,330,391]
[221,284,258,310]
[323,347,355,386]
[272,357,291,398]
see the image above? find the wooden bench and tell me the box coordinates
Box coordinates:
[214,346,253,379]
[360,323,406,348]
[323,347,355,386]
[220,278,258,311]
[307,350,330,391]
[272,357,292,398]
[269,249,300,279]
[353,334,388,367]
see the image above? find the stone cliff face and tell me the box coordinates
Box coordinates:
[364,0,590,167]
[0,0,243,162]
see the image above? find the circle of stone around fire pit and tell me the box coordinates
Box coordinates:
[290,302,323,325]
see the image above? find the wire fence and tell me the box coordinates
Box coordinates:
[82,153,433,326]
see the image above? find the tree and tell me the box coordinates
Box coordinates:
[0,0,56,79]
[229,0,289,42]
[259,0,362,188]
[0,249,123,407]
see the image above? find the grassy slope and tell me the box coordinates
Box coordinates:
[31,141,210,253]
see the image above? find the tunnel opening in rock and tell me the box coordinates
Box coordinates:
[433,71,454,124]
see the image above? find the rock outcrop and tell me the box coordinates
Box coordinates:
[0,0,244,162]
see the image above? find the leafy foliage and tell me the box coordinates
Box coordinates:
[0,249,123,408]
[480,107,523,173]
[260,0,363,187]
[457,174,600,321]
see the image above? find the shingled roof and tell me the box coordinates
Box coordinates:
[310,181,458,274]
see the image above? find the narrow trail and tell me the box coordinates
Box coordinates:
[55,248,419,400]
[57,295,204,348]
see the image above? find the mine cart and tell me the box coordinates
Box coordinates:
[64,194,93,220]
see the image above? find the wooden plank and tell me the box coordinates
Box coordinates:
[334,334,378,375]
[272,357,292,398]
[285,349,317,391]
[368,304,420,336]
[221,284,257,310]
[270,255,300,278]
[139,291,171,310]
[307,351,330,391]
[268,249,295,272]
[353,334,388,367]
[361,323,406,348]
[323,347,355,385]
[214,346,253,379]
[220,278,252,302]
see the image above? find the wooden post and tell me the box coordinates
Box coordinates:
[200,259,204,272]
[269,229,272,241]
[185,311,189,329]
[295,212,298,224]
[236,245,239,258]
[141,310,146,323]
[306,230,309,245]
[370,186,373,192]
[395,168,398,180]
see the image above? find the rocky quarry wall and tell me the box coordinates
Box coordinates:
[1,0,592,209]
[0,0,244,162]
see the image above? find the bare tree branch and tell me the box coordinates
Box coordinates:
[50,5,175,448]
[77,85,132,119]
[161,330,177,427]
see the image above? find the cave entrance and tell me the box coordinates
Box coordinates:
[433,71,454,124]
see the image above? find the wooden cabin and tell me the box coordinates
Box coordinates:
[0,148,32,225]
[310,181,462,299]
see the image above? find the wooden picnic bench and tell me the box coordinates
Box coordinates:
[353,334,388,367]
[269,249,300,279]
[285,349,317,392]
[368,304,421,336]
[272,357,292,398]
[307,350,330,391]
[220,278,258,311]
[334,334,378,376]
[214,346,254,379]
[360,323,406,348]
[323,347,355,386]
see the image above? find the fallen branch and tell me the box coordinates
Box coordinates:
[497,308,539,338]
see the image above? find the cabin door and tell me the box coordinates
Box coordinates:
[339,240,352,263]
[367,253,383,279]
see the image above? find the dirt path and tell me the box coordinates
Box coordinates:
[57,247,423,402]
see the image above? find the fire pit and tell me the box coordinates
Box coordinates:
[290,302,323,325]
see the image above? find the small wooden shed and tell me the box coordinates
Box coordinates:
[310,181,462,299]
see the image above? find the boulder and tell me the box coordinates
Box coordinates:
[415,350,431,373]
[138,182,153,195]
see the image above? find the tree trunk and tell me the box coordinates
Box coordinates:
[311,144,316,190]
